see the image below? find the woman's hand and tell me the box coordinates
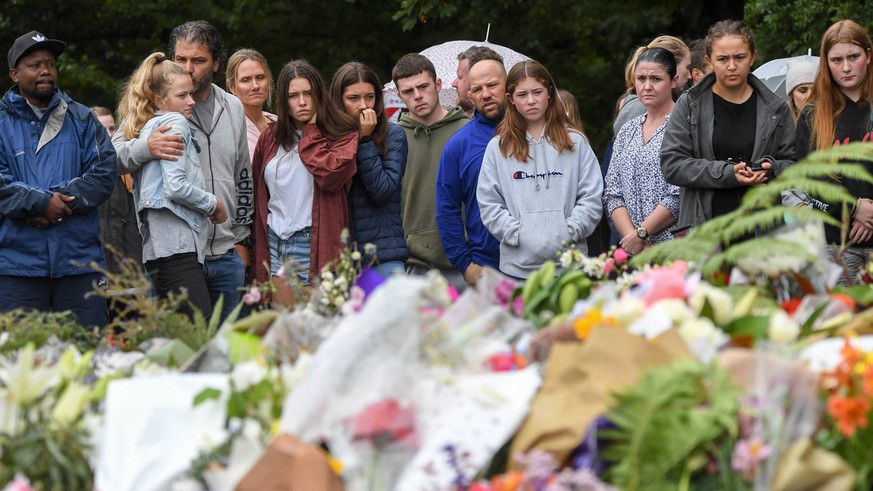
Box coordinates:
[210,197,228,224]
[619,232,647,255]
[358,108,377,138]
[853,198,873,228]
[733,161,768,186]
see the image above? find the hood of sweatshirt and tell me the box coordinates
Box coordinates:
[398,106,468,140]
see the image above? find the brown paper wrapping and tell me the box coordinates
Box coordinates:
[510,326,690,464]
[235,434,345,491]
[770,438,856,491]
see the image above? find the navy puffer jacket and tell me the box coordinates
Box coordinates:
[348,122,408,265]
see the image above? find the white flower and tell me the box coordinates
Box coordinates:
[0,389,20,435]
[768,310,800,343]
[0,344,58,405]
[51,382,91,426]
[559,250,574,269]
[230,361,267,391]
[651,299,695,325]
[688,283,734,325]
[351,251,362,261]
[321,280,334,292]
[678,317,729,363]
[321,271,335,282]
[606,297,645,325]
[364,243,378,256]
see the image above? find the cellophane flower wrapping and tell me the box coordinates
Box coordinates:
[279,272,540,490]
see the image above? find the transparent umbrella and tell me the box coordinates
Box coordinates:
[753,51,819,101]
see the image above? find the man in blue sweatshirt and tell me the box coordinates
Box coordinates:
[436,48,506,287]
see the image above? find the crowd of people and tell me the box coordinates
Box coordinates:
[1,17,872,327]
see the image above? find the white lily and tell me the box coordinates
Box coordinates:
[0,343,58,405]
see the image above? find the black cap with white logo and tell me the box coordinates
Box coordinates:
[8,31,66,70]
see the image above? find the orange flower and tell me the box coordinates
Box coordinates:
[830,293,857,312]
[780,297,803,317]
[490,470,526,491]
[863,364,873,398]
[841,339,864,367]
[827,394,871,437]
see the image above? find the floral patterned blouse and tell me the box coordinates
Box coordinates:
[603,113,680,244]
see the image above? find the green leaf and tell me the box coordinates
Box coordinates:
[830,285,873,306]
[193,387,223,407]
[721,315,770,338]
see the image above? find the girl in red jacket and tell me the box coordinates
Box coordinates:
[251,60,358,305]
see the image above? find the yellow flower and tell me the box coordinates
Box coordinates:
[325,452,344,475]
[573,308,617,340]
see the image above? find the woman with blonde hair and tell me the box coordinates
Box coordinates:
[117,52,227,317]
[613,35,691,135]
[795,19,873,281]
[226,49,276,161]
[477,60,603,279]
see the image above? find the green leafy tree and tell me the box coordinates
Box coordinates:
[745,0,873,61]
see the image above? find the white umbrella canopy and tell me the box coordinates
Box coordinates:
[753,53,819,101]
[383,39,531,120]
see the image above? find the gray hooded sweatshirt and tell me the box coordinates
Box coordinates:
[477,130,603,278]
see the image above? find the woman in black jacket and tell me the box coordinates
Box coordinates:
[330,62,409,275]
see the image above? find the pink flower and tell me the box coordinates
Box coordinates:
[489,353,516,372]
[3,475,36,491]
[613,248,629,264]
[468,483,494,491]
[447,285,460,302]
[603,259,616,274]
[632,261,688,306]
[242,285,261,305]
[350,399,418,447]
[341,285,366,315]
[731,436,771,481]
[276,266,286,278]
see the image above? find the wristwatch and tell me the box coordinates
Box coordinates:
[636,226,649,239]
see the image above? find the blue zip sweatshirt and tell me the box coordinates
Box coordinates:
[435,109,501,274]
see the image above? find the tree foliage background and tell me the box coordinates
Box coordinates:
[1,0,864,155]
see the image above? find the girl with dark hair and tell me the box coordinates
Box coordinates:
[661,19,795,230]
[330,62,409,276]
[604,47,681,254]
[796,20,873,281]
[477,60,603,279]
[117,52,227,317]
[251,60,358,303]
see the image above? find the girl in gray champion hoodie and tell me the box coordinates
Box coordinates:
[477,61,603,279]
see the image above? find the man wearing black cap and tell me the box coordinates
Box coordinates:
[0,30,117,327]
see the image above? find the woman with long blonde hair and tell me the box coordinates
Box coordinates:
[796,19,873,282]
[117,52,227,317]
[226,49,276,161]
[477,60,603,279]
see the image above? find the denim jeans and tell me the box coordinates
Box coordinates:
[0,273,107,328]
[372,261,406,278]
[203,249,245,324]
[269,227,311,285]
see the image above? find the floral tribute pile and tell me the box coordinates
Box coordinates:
[4,217,873,490]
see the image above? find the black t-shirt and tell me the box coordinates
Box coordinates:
[711,90,757,218]
[796,94,873,245]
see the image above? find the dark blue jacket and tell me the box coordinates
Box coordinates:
[348,123,408,265]
[0,87,116,277]
[435,110,501,274]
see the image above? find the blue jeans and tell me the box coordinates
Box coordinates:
[372,261,406,277]
[203,249,245,324]
[0,273,106,328]
[269,227,311,285]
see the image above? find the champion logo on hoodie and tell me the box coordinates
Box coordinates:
[512,170,563,180]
